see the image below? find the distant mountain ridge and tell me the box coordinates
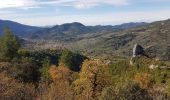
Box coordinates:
[29,22,147,40]
[0,19,42,36]
[0,19,147,39]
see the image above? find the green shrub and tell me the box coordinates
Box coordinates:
[18,49,30,57]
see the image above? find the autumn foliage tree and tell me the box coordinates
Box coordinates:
[73,60,111,99]
[39,65,74,100]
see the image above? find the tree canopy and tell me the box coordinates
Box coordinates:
[0,28,20,61]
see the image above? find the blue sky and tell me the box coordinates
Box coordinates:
[0,0,170,26]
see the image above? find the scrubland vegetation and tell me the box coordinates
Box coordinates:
[1,28,170,100]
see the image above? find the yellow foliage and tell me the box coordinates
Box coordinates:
[48,65,73,83]
[0,72,35,99]
[134,72,152,89]
[40,65,74,100]
[73,59,111,99]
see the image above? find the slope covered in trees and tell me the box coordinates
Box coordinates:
[63,19,170,60]
[28,22,147,40]
[1,28,170,100]
[22,19,170,61]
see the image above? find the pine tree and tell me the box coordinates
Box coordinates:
[0,28,20,61]
[40,57,51,79]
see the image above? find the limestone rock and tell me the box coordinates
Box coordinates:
[133,44,145,57]
[149,64,158,69]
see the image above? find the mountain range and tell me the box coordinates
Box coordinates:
[1,19,170,60]
[0,19,42,36]
[0,19,147,40]
[29,22,147,40]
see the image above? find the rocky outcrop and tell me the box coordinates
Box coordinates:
[149,64,159,69]
[133,44,145,57]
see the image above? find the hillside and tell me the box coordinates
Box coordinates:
[0,20,42,36]
[29,22,147,40]
[15,18,170,61]
[30,22,91,40]
[23,19,170,60]
[66,19,170,60]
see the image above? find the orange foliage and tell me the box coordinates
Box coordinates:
[48,65,73,83]
[73,59,111,99]
[0,72,36,100]
[38,65,74,100]
[134,72,152,89]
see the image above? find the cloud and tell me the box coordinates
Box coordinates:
[0,0,170,26]
[132,0,170,4]
[49,0,129,9]
[9,9,170,26]
[0,0,39,9]
[0,0,129,9]
[0,0,170,9]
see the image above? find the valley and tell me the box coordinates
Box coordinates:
[0,18,170,100]
[19,19,170,61]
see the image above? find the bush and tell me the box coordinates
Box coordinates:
[37,82,74,100]
[8,58,40,82]
[100,82,151,100]
[38,65,75,100]
[18,49,30,57]
[0,73,36,100]
[134,72,153,89]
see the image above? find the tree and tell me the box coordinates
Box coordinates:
[9,57,40,82]
[59,50,74,69]
[0,28,20,61]
[59,50,86,71]
[40,57,51,80]
[73,60,111,99]
[44,65,74,100]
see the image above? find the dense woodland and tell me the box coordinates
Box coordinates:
[1,28,170,100]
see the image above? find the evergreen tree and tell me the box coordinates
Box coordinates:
[59,50,75,70]
[0,28,20,61]
[59,50,87,71]
[40,57,51,79]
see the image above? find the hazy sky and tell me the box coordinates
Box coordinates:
[0,0,170,26]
